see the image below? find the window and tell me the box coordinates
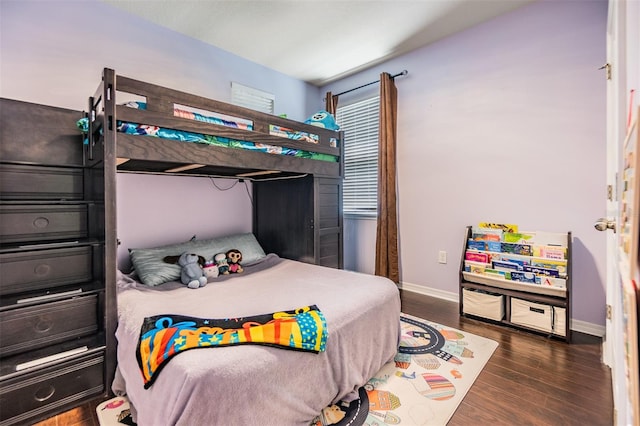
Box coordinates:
[336,96,380,217]
[231,82,275,114]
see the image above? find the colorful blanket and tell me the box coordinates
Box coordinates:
[136,305,328,388]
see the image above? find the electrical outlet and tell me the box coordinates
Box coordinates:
[438,250,447,264]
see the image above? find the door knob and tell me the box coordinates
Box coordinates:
[594,217,616,232]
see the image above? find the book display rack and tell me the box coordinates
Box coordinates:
[459,223,571,342]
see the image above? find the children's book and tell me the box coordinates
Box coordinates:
[465,251,490,263]
[533,245,567,260]
[486,241,502,252]
[510,271,537,283]
[501,243,533,256]
[531,259,567,277]
[464,260,488,274]
[503,232,536,244]
[478,222,519,233]
[498,254,530,267]
[472,228,502,241]
[492,260,523,271]
[523,265,561,277]
[466,240,486,251]
[538,276,567,289]
[484,268,510,279]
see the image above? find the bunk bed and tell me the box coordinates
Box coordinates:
[86,69,401,425]
[86,69,343,179]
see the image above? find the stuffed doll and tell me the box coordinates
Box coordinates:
[304,110,340,130]
[214,252,230,275]
[226,249,243,273]
[163,252,207,289]
[203,259,219,281]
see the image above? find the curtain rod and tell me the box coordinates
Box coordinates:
[332,70,408,98]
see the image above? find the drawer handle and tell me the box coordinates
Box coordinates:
[34,263,51,277]
[34,385,55,402]
[33,217,50,229]
[34,317,54,333]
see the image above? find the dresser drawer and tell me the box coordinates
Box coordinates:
[0,164,83,201]
[318,232,340,268]
[0,295,98,357]
[0,353,104,425]
[0,204,87,244]
[0,246,93,296]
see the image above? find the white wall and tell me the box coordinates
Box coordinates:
[0,0,323,269]
[325,0,608,327]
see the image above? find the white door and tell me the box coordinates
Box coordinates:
[601,0,630,425]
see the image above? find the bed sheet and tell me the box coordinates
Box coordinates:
[113,255,400,425]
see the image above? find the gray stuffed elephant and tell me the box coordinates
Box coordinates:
[163,252,207,289]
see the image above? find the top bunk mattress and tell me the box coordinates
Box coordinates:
[86,69,343,178]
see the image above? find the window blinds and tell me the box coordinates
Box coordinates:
[336,96,380,216]
[231,82,275,114]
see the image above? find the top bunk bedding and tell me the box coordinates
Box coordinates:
[85,68,343,179]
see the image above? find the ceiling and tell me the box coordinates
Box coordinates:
[102,0,534,86]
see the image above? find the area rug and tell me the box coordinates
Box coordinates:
[97,313,498,426]
[312,313,499,426]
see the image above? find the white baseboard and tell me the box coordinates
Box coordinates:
[399,281,605,337]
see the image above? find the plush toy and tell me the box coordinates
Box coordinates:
[226,249,243,274]
[304,110,340,131]
[214,252,230,275]
[163,252,207,289]
[203,260,219,281]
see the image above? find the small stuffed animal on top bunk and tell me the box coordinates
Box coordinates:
[304,110,340,131]
[163,252,207,289]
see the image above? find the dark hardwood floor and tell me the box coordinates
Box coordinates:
[36,290,613,426]
[401,290,614,426]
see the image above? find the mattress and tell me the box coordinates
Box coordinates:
[115,102,338,162]
[113,254,400,425]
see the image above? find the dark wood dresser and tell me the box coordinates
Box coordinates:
[253,175,343,268]
[0,99,114,425]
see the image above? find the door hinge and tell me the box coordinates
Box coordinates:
[599,63,612,80]
[607,184,613,201]
[606,304,612,320]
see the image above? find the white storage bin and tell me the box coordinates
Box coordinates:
[511,298,557,333]
[553,306,567,336]
[462,288,504,321]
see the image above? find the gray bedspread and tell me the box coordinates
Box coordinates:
[113,254,401,425]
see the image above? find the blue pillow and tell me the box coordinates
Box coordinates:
[129,233,266,286]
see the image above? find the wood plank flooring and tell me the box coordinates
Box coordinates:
[401,290,613,426]
[37,290,613,426]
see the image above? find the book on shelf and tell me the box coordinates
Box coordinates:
[503,232,536,244]
[492,260,523,271]
[531,259,567,276]
[465,251,490,263]
[538,276,567,289]
[510,271,537,283]
[497,254,530,268]
[466,240,502,252]
[523,265,561,277]
[471,228,502,241]
[501,242,533,256]
[464,260,488,274]
[532,245,567,260]
[477,222,519,233]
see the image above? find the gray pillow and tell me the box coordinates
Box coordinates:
[129,232,266,286]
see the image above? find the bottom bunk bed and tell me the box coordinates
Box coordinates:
[113,244,400,425]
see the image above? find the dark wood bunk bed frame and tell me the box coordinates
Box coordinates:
[88,68,345,269]
[0,68,344,425]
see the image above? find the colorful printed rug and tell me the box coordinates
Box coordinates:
[312,313,499,426]
[97,313,498,426]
